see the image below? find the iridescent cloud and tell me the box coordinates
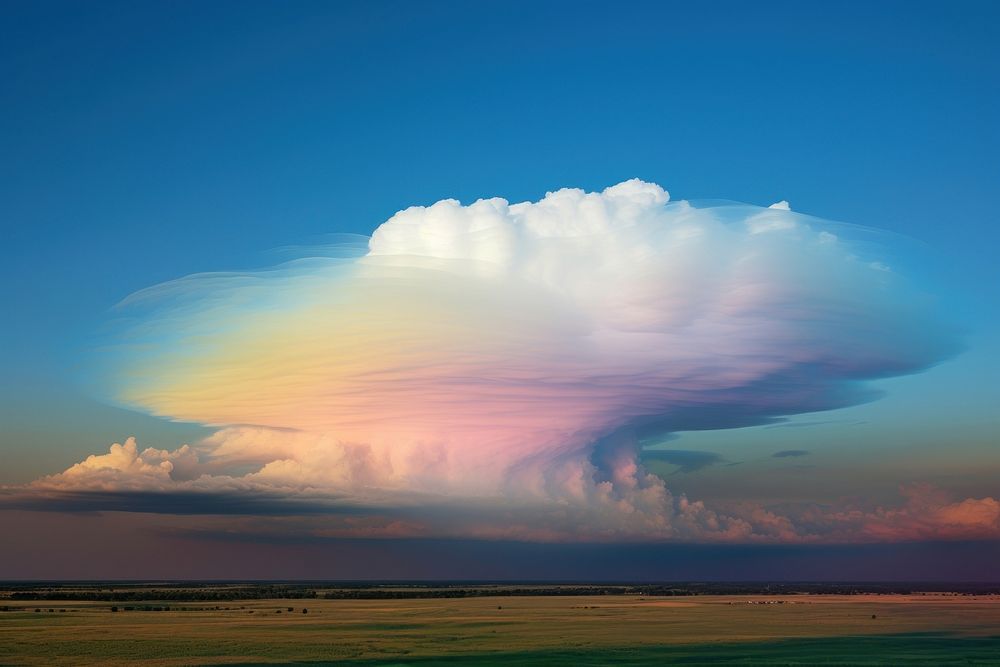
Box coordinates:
[18,180,974,541]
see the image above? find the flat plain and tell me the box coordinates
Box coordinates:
[2,593,999,665]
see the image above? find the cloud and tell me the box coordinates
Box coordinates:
[26,477,1000,547]
[642,449,726,473]
[20,180,961,541]
[772,449,810,458]
[763,419,863,429]
[0,489,362,516]
[30,437,201,491]
[783,484,1000,542]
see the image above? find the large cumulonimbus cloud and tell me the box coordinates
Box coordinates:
[31,180,968,540]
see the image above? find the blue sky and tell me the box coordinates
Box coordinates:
[1,0,998,578]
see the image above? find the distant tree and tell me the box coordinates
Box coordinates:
[287,607,293,612]
[111,606,118,613]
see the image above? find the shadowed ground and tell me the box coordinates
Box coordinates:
[237,635,1000,665]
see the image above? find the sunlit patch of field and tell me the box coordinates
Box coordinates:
[1,594,999,665]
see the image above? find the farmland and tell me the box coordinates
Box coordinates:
[1,588,999,665]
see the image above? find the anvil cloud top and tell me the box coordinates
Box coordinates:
[22,180,972,543]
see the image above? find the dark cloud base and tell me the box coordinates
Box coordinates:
[0,490,369,516]
[641,449,726,473]
[1,508,998,581]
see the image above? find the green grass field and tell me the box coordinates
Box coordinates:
[2,594,998,665]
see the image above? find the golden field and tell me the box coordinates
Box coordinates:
[2,593,999,665]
